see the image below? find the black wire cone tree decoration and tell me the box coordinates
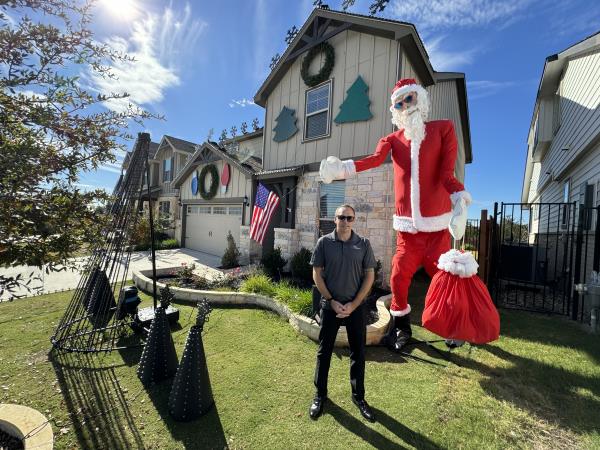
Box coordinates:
[169,299,214,421]
[137,285,179,386]
[51,132,157,352]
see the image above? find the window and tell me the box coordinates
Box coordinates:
[163,156,174,182]
[159,201,170,215]
[198,206,211,214]
[304,80,332,140]
[228,206,242,216]
[213,206,227,215]
[319,180,345,236]
[561,179,570,229]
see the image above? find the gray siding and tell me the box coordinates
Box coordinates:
[539,50,600,190]
[263,29,399,170]
[427,79,466,183]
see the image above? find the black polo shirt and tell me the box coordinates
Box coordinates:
[310,230,377,304]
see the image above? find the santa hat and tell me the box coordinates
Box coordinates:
[390,78,423,104]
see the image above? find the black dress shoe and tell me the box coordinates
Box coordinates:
[309,396,326,420]
[352,398,375,422]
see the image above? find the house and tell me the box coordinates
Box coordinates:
[123,135,197,237]
[171,129,264,258]
[517,31,600,320]
[522,31,600,224]
[245,7,472,282]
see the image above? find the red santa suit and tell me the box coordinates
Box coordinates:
[353,120,466,316]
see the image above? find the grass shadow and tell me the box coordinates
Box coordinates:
[50,350,145,450]
[451,344,600,435]
[142,375,227,449]
[327,400,442,449]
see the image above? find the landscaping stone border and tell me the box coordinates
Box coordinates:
[133,268,391,347]
[0,404,54,450]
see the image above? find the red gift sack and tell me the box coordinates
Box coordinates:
[422,250,500,344]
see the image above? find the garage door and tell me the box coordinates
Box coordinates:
[184,204,242,256]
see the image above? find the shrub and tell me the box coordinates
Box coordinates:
[239,273,276,297]
[290,248,313,283]
[175,263,196,284]
[210,267,243,290]
[260,247,287,279]
[158,238,179,249]
[273,281,312,316]
[221,231,241,269]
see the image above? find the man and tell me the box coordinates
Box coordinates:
[319,79,471,353]
[309,204,377,422]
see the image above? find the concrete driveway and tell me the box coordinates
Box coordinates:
[0,248,222,300]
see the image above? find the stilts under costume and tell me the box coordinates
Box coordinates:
[320,78,472,351]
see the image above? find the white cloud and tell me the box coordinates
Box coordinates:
[468,80,517,100]
[228,98,257,108]
[98,160,123,174]
[424,36,477,71]
[87,3,207,112]
[390,0,534,30]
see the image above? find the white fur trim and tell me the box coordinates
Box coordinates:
[391,84,426,104]
[342,159,356,178]
[393,215,418,233]
[437,249,478,278]
[389,304,411,317]
[450,190,472,207]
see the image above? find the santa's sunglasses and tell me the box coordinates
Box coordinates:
[336,215,355,222]
[393,94,414,109]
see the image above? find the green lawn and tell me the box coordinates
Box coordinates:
[0,285,599,449]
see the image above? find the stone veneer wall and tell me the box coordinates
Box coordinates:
[239,225,262,264]
[292,165,396,288]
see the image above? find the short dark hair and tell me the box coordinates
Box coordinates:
[335,204,355,215]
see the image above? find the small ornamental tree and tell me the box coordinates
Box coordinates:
[221,231,240,269]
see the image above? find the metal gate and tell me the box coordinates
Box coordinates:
[489,202,577,316]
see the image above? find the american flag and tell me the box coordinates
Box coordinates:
[249,183,280,244]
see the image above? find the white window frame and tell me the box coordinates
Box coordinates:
[304,79,333,142]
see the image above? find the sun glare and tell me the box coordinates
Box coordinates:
[101,0,139,20]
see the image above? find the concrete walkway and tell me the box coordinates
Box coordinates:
[0,248,222,300]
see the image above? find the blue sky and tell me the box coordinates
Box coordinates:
[82,0,600,218]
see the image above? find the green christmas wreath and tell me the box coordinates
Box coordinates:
[301,41,335,87]
[199,164,219,200]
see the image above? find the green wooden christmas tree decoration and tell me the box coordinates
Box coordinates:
[137,285,179,386]
[273,106,298,142]
[168,299,214,421]
[334,75,373,123]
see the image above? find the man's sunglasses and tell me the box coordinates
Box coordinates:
[336,215,355,222]
[393,94,414,109]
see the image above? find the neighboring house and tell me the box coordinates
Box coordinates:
[171,129,264,258]
[141,135,197,237]
[248,7,472,282]
[522,31,600,216]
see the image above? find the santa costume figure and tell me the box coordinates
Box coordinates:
[320,78,472,352]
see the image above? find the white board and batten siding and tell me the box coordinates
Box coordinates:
[263,30,467,184]
[262,29,398,171]
[179,160,252,257]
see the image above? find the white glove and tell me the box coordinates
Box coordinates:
[449,197,468,241]
[319,156,356,184]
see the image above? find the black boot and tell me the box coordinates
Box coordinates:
[391,314,412,353]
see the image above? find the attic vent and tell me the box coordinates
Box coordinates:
[320,4,330,9]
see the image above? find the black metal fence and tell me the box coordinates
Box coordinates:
[488,202,600,323]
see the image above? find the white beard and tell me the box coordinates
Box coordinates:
[392,106,426,143]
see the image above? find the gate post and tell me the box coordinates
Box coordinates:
[572,204,584,320]
[478,209,489,284]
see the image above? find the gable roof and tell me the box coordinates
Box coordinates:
[254,7,435,106]
[172,141,260,188]
[164,135,197,154]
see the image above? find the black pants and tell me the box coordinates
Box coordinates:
[314,304,366,400]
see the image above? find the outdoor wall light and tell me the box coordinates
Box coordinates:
[244,195,249,206]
